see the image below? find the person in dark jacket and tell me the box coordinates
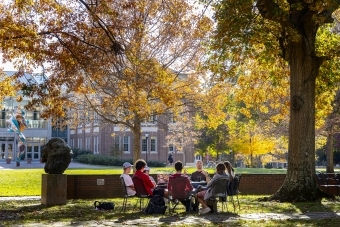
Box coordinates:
[168,153,174,166]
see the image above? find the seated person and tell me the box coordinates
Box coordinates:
[143,166,156,187]
[224,161,235,182]
[133,159,168,198]
[195,162,228,214]
[168,161,197,212]
[120,162,136,196]
[190,160,211,183]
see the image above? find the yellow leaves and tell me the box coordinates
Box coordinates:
[0,72,17,101]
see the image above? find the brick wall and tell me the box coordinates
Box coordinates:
[66,174,286,199]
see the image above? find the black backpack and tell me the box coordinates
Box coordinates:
[145,195,167,214]
[94,201,115,210]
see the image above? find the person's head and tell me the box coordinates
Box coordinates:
[224,161,234,174]
[143,166,150,175]
[174,161,183,172]
[216,162,226,175]
[135,159,147,171]
[122,162,133,173]
[195,160,203,171]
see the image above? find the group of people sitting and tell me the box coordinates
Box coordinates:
[120,158,235,215]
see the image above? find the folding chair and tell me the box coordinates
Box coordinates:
[228,174,241,212]
[207,176,229,212]
[120,177,137,212]
[167,176,195,213]
[132,176,150,211]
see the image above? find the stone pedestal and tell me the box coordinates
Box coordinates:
[41,174,67,205]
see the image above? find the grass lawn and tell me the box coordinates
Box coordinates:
[1,166,339,196]
[0,195,340,226]
[1,166,340,226]
[0,166,287,196]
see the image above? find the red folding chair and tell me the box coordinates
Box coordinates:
[132,176,151,211]
[167,175,194,213]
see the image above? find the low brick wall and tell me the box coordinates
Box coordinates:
[66,174,286,199]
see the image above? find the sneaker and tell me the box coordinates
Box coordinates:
[198,207,211,214]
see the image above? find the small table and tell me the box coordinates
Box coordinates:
[156,183,167,189]
[191,181,207,189]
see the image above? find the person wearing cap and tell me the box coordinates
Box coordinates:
[190,160,211,183]
[143,166,157,187]
[120,162,136,196]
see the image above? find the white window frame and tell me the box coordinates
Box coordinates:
[85,137,91,150]
[141,137,147,153]
[169,144,174,153]
[150,136,157,153]
[123,136,130,154]
[93,136,99,154]
[77,138,82,149]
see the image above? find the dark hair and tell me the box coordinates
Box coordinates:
[216,162,226,174]
[224,161,234,181]
[135,159,146,170]
[174,161,183,171]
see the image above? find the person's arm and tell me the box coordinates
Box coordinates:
[202,170,211,183]
[206,174,218,188]
[142,173,155,189]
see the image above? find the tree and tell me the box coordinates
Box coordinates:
[0,71,17,102]
[210,0,340,201]
[165,107,199,164]
[0,0,212,164]
[317,89,340,173]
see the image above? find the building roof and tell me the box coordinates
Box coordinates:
[4,71,47,85]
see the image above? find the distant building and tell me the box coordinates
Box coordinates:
[0,71,68,162]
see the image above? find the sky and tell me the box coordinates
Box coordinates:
[0,53,17,71]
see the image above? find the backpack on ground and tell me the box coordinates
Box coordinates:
[94,201,115,210]
[145,195,167,214]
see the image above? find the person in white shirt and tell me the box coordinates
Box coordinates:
[120,162,136,196]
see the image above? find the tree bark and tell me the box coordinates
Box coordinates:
[326,132,334,173]
[270,19,322,201]
[132,116,142,170]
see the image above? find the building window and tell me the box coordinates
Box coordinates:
[94,112,99,124]
[85,137,90,150]
[93,136,99,153]
[123,136,129,153]
[78,138,82,149]
[150,137,156,153]
[169,144,174,153]
[114,136,120,151]
[70,138,74,148]
[141,137,147,153]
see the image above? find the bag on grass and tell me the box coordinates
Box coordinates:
[94,201,115,210]
[145,195,167,214]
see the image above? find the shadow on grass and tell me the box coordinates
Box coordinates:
[1,196,340,226]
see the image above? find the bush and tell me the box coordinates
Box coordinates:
[145,160,166,167]
[72,148,93,161]
[77,154,132,166]
[264,163,273,169]
[76,154,166,167]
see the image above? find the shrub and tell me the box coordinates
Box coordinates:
[72,148,93,161]
[76,154,166,167]
[264,163,273,169]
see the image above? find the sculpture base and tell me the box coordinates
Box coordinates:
[41,174,67,205]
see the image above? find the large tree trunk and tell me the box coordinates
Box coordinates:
[271,24,322,201]
[132,116,142,169]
